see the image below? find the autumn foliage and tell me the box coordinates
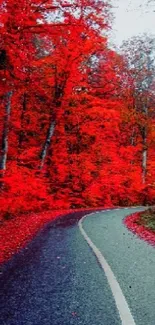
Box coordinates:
[0,0,155,222]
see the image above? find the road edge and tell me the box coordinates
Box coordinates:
[78,208,137,325]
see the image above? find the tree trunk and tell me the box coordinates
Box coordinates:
[40,120,55,170]
[39,67,69,169]
[142,125,147,184]
[142,104,148,184]
[18,93,27,150]
[0,91,12,172]
[131,127,136,146]
[141,53,152,184]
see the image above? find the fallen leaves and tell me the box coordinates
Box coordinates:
[124,212,155,246]
[0,206,106,264]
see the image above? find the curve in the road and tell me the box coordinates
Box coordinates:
[1,206,153,325]
[79,210,136,325]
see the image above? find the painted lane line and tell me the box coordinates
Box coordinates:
[78,211,136,325]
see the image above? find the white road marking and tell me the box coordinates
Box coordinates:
[79,209,136,325]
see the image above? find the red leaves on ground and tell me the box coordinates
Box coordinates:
[0,206,110,264]
[0,210,63,264]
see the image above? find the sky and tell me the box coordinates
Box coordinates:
[110,0,155,47]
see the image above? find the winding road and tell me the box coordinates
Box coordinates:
[0,207,155,325]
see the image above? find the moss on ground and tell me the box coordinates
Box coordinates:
[137,208,155,231]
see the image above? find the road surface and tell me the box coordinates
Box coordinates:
[0,207,155,325]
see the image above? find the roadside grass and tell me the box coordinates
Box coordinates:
[137,208,155,231]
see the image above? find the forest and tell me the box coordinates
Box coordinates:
[0,0,155,221]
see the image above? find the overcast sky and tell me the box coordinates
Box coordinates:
[110,0,155,47]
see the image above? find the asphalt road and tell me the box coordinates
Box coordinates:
[0,207,155,325]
